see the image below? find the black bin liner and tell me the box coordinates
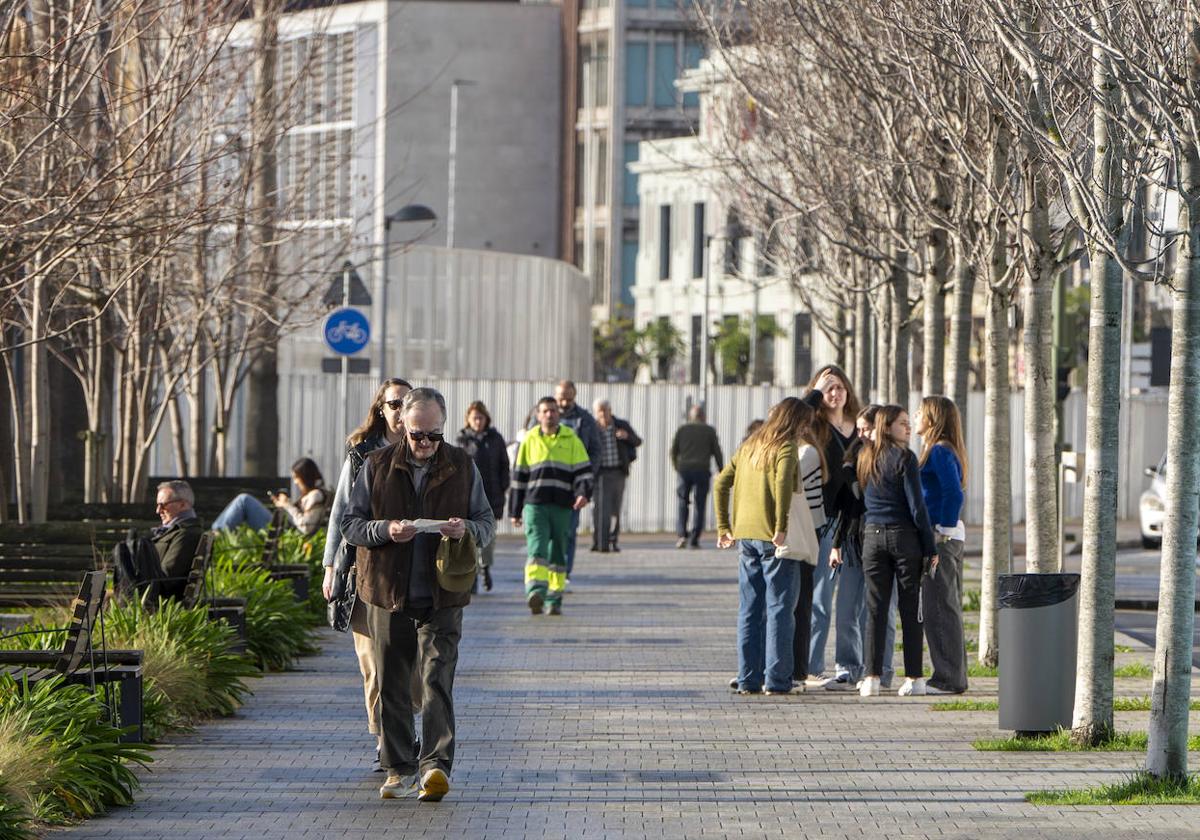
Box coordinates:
[998,573,1080,609]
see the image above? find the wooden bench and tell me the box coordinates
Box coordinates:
[259,509,311,601]
[0,521,150,607]
[157,532,248,653]
[0,571,145,742]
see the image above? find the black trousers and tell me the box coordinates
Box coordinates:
[791,562,815,681]
[367,601,462,776]
[861,524,924,679]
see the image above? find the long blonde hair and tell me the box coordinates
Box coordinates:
[857,404,906,487]
[742,397,823,478]
[917,395,967,488]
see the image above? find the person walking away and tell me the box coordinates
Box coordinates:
[552,380,599,583]
[801,364,862,688]
[211,458,329,535]
[828,405,897,690]
[322,377,412,767]
[915,395,969,695]
[714,398,810,695]
[590,399,641,553]
[341,388,496,802]
[671,405,724,548]
[856,404,937,697]
[456,401,510,591]
[510,397,592,615]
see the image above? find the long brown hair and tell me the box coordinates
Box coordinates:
[918,395,968,487]
[347,378,413,447]
[806,363,862,444]
[742,397,821,474]
[856,404,906,487]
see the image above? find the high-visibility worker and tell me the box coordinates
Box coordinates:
[509,396,592,615]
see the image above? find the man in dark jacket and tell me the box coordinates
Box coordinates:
[590,399,641,552]
[670,405,724,548]
[151,480,204,601]
[341,388,495,804]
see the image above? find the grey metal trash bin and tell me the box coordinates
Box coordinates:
[998,573,1080,732]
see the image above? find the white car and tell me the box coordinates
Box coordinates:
[1139,454,1167,549]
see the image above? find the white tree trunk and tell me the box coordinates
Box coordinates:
[29,271,50,523]
[1021,163,1060,572]
[947,248,975,426]
[1146,148,1200,780]
[924,159,952,397]
[1072,20,1123,746]
[877,283,893,404]
[856,285,871,398]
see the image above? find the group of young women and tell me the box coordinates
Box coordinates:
[714,364,969,698]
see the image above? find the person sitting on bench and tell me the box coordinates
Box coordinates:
[211,457,329,536]
[151,479,205,601]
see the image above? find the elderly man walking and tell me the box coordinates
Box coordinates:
[670,405,724,549]
[551,380,598,581]
[341,387,495,803]
[590,399,641,553]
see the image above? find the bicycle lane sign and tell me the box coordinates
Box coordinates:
[324,308,371,355]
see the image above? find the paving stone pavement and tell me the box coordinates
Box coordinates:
[57,537,1200,840]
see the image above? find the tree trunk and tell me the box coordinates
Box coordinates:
[892,253,911,408]
[877,282,893,404]
[1146,147,1200,780]
[948,247,975,427]
[1072,20,1124,747]
[2,344,29,524]
[28,270,50,523]
[924,156,952,398]
[856,285,872,400]
[1021,161,1060,572]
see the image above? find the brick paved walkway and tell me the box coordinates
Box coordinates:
[60,538,1198,839]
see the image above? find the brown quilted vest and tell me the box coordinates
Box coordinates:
[356,439,474,612]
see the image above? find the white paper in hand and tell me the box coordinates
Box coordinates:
[411,518,451,534]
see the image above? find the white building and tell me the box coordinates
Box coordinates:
[629,58,837,387]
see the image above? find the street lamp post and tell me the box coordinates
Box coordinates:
[379,204,437,378]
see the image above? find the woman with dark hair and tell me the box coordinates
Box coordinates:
[321,377,412,768]
[456,400,510,591]
[211,457,329,535]
[856,404,937,698]
[801,364,864,689]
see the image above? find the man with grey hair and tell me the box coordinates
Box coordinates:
[590,399,641,553]
[342,387,495,804]
[670,403,724,549]
[151,479,203,601]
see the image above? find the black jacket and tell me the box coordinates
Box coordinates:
[151,514,204,601]
[605,417,642,475]
[456,425,510,518]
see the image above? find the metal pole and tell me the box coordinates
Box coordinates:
[379,220,391,377]
[701,235,711,408]
[341,264,350,433]
[448,83,459,249]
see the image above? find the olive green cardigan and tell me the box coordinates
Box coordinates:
[713,440,798,541]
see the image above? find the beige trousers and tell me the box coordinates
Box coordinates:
[352,630,381,735]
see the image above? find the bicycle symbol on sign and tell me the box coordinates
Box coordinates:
[326,320,367,344]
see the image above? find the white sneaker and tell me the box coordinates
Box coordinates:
[897,677,927,696]
[805,675,832,688]
[859,676,880,697]
[379,772,417,799]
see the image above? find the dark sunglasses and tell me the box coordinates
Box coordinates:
[384,399,405,410]
[408,430,444,443]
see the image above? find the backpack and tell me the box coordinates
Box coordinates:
[111,531,166,603]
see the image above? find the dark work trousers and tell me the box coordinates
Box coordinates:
[791,562,816,681]
[861,524,924,679]
[922,538,968,693]
[593,468,626,549]
[676,470,711,543]
[367,601,463,777]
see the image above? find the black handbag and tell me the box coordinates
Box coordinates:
[327,551,357,633]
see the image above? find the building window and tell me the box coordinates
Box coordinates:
[752,315,777,385]
[653,38,678,108]
[692,202,705,278]
[655,0,675,8]
[626,41,648,108]
[723,210,742,275]
[594,33,609,109]
[621,236,638,307]
[623,142,639,206]
[595,132,608,207]
[659,204,672,281]
[592,228,608,305]
[690,314,702,384]
[793,312,813,385]
[759,202,778,276]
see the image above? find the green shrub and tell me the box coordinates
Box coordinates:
[963,589,982,612]
[213,526,328,627]
[210,553,319,671]
[103,599,259,738]
[0,674,152,832]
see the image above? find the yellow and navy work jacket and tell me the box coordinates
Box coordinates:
[509,425,593,516]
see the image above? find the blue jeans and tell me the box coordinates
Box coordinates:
[676,470,711,544]
[834,549,896,685]
[211,493,274,531]
[808,525,837,676]
[737,539,803,692]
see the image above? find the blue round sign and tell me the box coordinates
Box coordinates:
[323,308,371,355]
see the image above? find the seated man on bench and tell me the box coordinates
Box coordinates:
[114,480,204,604]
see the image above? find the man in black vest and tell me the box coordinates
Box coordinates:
[342,388,495,803]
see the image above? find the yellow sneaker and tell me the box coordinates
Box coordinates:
[418,767,449,802]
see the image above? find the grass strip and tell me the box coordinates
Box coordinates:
[931,699,997,712]
[1027,772,1200,805]
[967,662,999,678]
[974,729,1200,752]
[1114,662,1153,678]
